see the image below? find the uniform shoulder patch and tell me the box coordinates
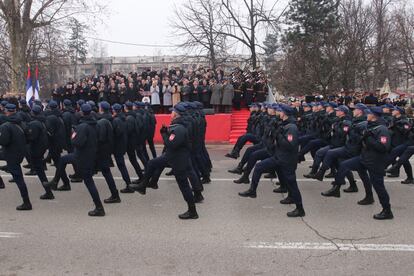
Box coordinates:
[169,134,175,141]
[380,136,387,144]
[71,132,77,139]
[287,134,293,142]
[343,126,349,132]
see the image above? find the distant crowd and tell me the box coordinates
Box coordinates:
[48,66,269,114]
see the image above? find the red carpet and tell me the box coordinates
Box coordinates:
[229,110,250,144]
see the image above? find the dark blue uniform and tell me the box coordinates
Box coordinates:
[0,112,32,209]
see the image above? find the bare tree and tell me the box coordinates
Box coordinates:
[218,0,286,69]
[0,0,104,96]
[394,7,414,78]
[370,0,395,89]
[171,0,226,71]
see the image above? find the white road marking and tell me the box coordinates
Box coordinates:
[0,174,408,183]
[245,242,414,252]
[0,232,22,238]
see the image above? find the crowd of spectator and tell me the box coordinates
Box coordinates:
[49,66,269,114]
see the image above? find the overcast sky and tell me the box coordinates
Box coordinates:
[90,0,188,57]
[87,0,290,57]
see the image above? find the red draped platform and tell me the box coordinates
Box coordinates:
[154,114,233,143]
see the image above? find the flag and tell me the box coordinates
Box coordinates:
[25,65,33,103]
[34,65,40,100]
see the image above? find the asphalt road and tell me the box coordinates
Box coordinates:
[1,145,414,275]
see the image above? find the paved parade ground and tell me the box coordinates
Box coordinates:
[1,145,414,275]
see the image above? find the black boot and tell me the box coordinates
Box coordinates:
[373,207,393,220]
[120,184,135,194]
[343,181,358,193]
[130,178,148,195]
[40,192,55,200]
[401,178,414,184]
[70,177,83,183]
[386,165,400,177]
[385,165,398,174]
[234,173,250,184]
[238,189,257,198]
[264,172,277,179]
[321,185,341,197]
[16,197,32,211]
[25,169,37,176]
[313,168,327,181]
[325,170,335,178]
[23,164,31,169]
[42,178,58,191]
[387,172,399,178]
[303,169,317,179]
[0,165,8,171]
[147,178,159,190]
[104,195,121,204]
[0,177,4,189]
[357,195,374,205]
[273,186,287,193]
[228,163,243,175]
[131,178,143,184]
[287,204,305,217]
[280,197,294,205]
[88,202,105,217]
[201,176,211,184]
[194,191,204,203]
[225,150,240,159]
[56,181,71,191]
[178,203,199,219]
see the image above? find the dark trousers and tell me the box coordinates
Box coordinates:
[298,134,315,148]
[8,162,29,200]
[147,155,203,192]
[299,138,327,159]
[335,156,390,208]
[49,147,62,167]
[233,133,260,153]
[250,157,302,204]
[80,168,102,206]
[394,145,414,179]
[114,153,131,184]
[101,166,118,197]
[320,147,352,170]
[146,137,157,159]
[31,155,50,193]
[193,147,210,178]
[136,145,149,168]
[240,143,264,167]
[386,143,409,167]
[312,145,332,171]
[244,149,270,176]
[201,141,212,170]
[127,147,143,179]
[144,155,195,204]
[55,153,75,185]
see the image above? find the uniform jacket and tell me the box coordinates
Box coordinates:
[112,113,128,155]
[72,115,98,170]
[273,117,299,168]
[26,114,49,158]
[361,119,391,173]
[162,116,191,172]
[0,113,27,164]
